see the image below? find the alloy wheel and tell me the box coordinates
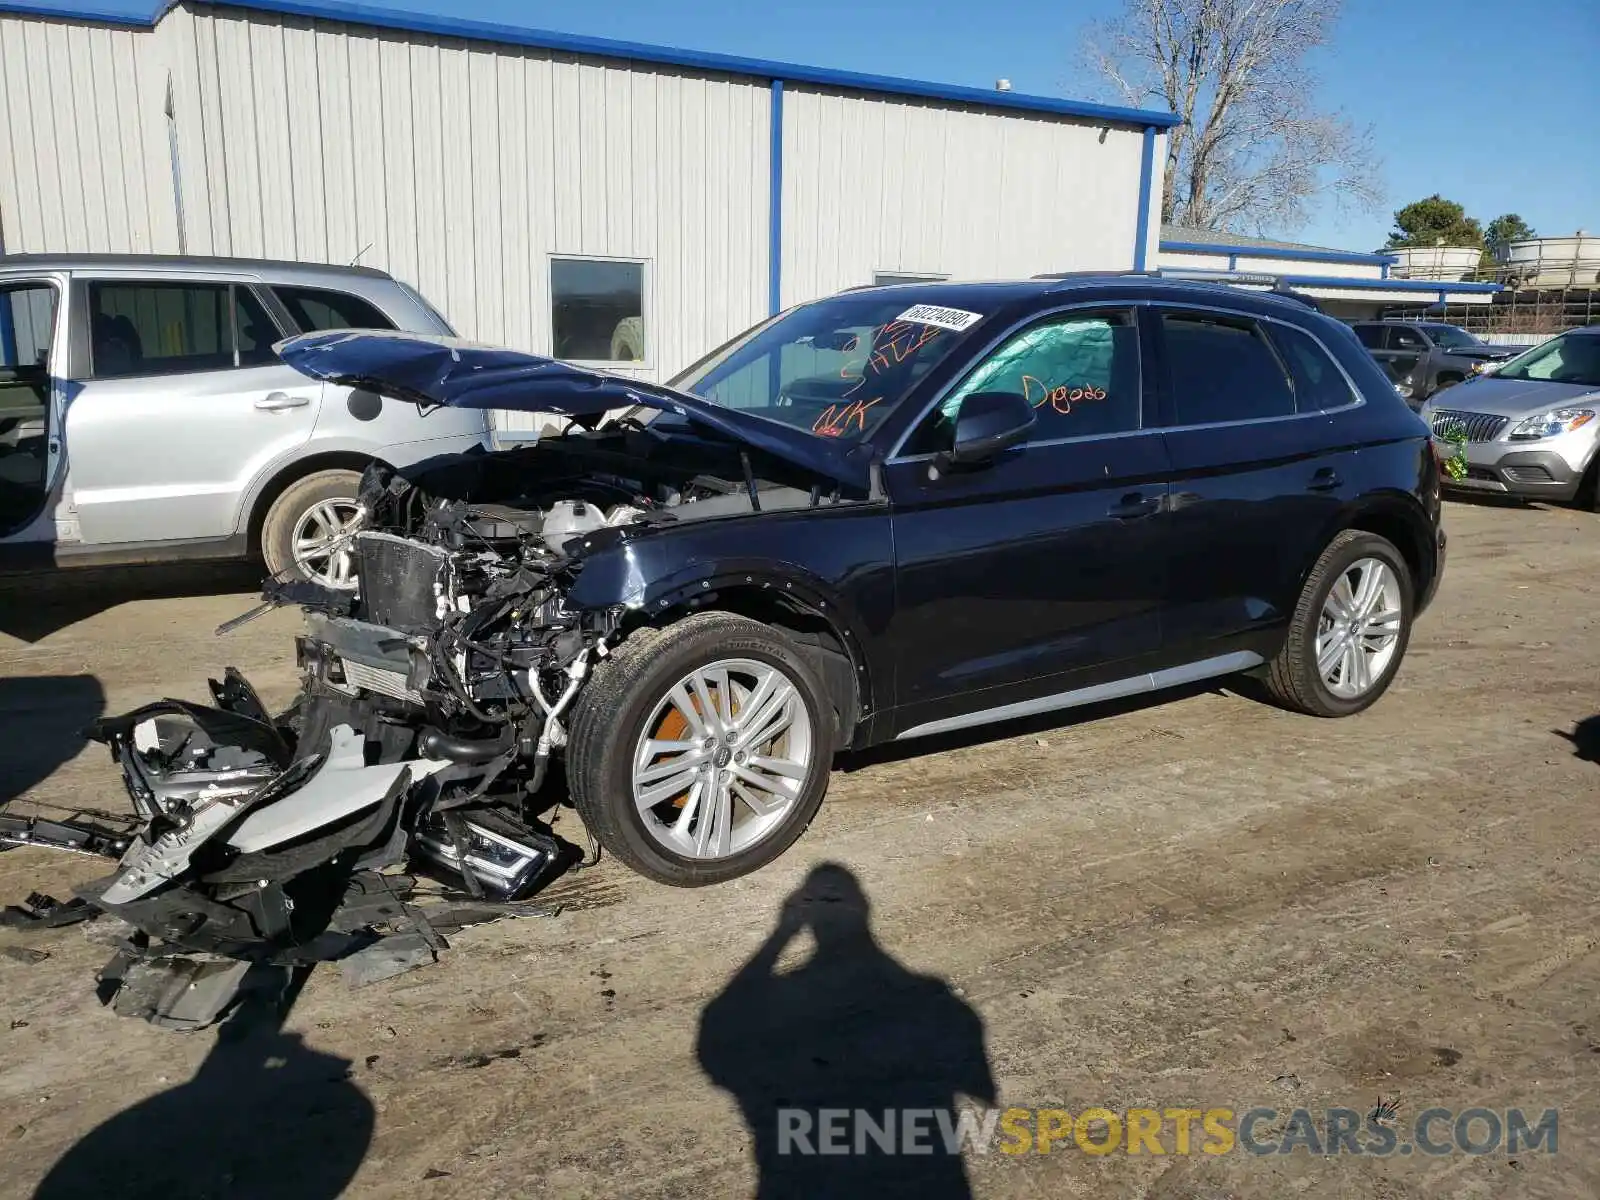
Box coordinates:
[290,497,362,589]
[631,658,814,860]
[1316,557,1403,700]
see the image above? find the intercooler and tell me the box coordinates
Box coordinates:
[340,658,424,705]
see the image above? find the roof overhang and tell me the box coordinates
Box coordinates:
[1,0,1184,128]
[1157,267,1501,306]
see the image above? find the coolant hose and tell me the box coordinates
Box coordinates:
[418,728,514,764]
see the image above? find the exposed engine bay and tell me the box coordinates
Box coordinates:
[40,422,862,1029]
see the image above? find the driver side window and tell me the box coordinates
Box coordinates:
[906,310,1140,454]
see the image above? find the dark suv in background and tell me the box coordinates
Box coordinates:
[1351,320,1526,405]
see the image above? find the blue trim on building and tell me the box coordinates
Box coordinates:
[1154,266,1501,294]
[1161,239,1399,267]
[768,80,784,316]
[1131,127,1155,272]
[2,0,1183,127]
[1277,273,1499,294]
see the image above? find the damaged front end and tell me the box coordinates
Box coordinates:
[61,332,876,1027]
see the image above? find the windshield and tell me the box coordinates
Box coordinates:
[1492,332,1600,387]
[669,294,983,440]
[1423,324,1480,349]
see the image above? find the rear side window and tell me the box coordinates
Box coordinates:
[1353,324,1385,350]
[273,285,396,333]
[1269,323,1359,412]
[1161,313,1295,424]
[87,281,282,378]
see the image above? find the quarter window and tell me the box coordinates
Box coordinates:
[1269,323,1359,412]
[87,282,283,378]
[273,285,395,333]
[1160,313,1295,424]
[551,257,645,364]
[908,311,1139,453]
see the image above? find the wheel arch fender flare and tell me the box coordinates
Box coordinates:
[1304,491,1438,604]
[576,555,878,743]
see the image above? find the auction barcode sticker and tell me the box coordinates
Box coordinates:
[896,304,984,333]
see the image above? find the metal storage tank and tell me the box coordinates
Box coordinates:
[0,0,1178,430]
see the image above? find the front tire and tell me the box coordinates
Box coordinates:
[566,612,835,886]
[1263,530,1414,717]
[261,469,364,589]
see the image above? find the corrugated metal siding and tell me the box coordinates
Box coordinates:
[779,87,1147,305]
[2,6,770,434]
[0,15,176,254]
[171,5,770,415]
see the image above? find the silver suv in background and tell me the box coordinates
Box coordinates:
[1419,326,1600,508]
[0,255,491,586]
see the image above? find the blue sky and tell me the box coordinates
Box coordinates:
[20,0,1600,251]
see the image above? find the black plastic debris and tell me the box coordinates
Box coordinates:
[0,814,132,860]
[0,892,98,931]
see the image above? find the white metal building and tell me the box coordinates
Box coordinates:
[0,0,1178,431]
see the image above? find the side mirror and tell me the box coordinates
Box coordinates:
[943,391,1035,467]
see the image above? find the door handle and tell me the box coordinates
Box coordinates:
[1308,468,1342,492]
[1107,493,1161,520]
[255,392,309,411]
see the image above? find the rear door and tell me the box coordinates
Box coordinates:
[63,275,322,546]
[884,306,1172,737]
[1151,306,1360,666]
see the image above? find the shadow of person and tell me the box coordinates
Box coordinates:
[698,863,996,1199]
[0,674,103,803]
[1557,715,1600,764]
[33,969,373,1200]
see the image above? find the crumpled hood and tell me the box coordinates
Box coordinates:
[276,330,873,490]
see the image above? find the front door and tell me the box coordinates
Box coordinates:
[63,277,323,546]
[1151,307,1360,665]
[0,277,64,540]
[884,307,1171,737]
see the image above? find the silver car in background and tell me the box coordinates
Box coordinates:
[0,255,491,585]
[1418,326,1600,510]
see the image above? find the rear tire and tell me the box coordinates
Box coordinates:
[260,469,364,588]
[566,612,835,886]
[1263,530,1414,717]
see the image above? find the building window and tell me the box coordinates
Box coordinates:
[873,271,947,286]
[550,257,646,364]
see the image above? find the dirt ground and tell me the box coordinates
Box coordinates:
[0,498,1597,1199]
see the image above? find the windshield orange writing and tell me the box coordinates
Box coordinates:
[838,323,944,399]
[1022,375,1107,415]
[813,397,880,437]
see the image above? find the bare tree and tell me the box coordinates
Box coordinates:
[1083,0,1382,235]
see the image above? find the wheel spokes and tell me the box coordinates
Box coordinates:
[632,657,815,861]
